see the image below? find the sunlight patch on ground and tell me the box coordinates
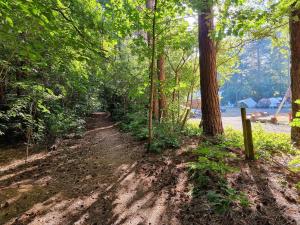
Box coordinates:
[0,152,47,173]
[0,166,38,182]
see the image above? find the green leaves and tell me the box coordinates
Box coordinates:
[5,16,13,26]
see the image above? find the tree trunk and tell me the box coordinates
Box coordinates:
[198,6,223,136]
[146,0,155,46]
[153,86,159,121]
[157,54,167,121]
[147,0,159,121]
[290,8,300,146]
[147,0,157,149]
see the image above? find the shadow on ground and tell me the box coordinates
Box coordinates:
[0,114,299,225]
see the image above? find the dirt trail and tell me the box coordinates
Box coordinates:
[0,113,196,225]
[0,113,300,225]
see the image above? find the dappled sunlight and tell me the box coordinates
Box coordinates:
[0,166,38,182]
[0,152,47,173]
[26,191,101,225]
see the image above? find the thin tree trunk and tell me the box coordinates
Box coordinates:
[146,0,159,122]
[153,86,159,121]
[157,54,167,121]
[290,8,300,146]
[198,6,223,136]
[148,0,157,149]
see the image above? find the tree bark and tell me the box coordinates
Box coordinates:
[198,6,223,136]
[290,8,300,146]
[157,54,167,121]
[153,86,159,121]
[147,0,157,149]
[146,0,159,122]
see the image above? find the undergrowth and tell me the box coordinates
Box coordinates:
[189,142,249,214]
[221,125,296,158]
[119,111,181,152]
[288,156,300,173]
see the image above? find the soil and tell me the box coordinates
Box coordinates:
[0,113,299,225]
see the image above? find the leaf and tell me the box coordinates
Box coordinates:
[6,16,13,27]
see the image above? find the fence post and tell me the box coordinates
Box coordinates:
[245,119,255,160]
[241,108,249,159]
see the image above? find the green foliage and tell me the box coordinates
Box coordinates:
[219,128,244,148]
[190,145,236,175]
[222,126,295,157]
[189,143,249,213]
[288,156,300,173]
[120,111,148,140]
[46,111,85,138]
[150,123,181,152]
[120,111,181,152]
[206,184,249,214]
[0,0,107,143]
[182,121,202,137]
[291,100,300,128]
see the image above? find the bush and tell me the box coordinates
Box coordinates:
[150,122,181,152]
[119,111,148,140]
[119,111,181,152]
[45,111,86,138]
[183,120,202,136]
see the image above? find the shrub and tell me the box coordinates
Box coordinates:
[120,111,181,152]
[183,120,202,136]
[45,111,86,138]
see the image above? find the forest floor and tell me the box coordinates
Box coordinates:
[0,113,300,225]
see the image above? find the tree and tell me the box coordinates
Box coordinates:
[157,54,167,121]
[290,6,300,146]
[148,0,157,148]
[198,2,224,136]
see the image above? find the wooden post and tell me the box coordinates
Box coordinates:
[246,119,255,160]
[241,108,249,158]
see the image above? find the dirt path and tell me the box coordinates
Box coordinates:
[0,113,197,225]
[0,113,299,225]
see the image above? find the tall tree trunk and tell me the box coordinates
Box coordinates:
[198,6,223,136]
[148,0,157,149]
[146,0,159,122]
[290,8,300,146]
[157,54,167,121]
[153,86,159,121]
[146,0,154,46]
